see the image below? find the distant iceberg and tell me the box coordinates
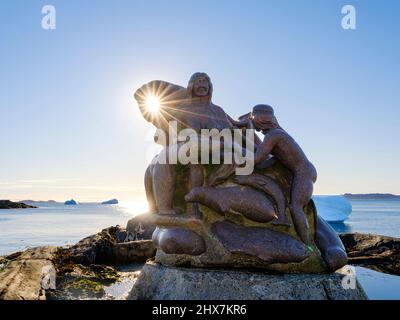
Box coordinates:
[101,199,119,205]
[312,195,352,222]
[64,199,78,206]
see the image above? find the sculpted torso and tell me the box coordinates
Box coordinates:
[176,103,232,132]
[256,128,317,180]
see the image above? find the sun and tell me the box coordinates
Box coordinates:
[145,96,161,113]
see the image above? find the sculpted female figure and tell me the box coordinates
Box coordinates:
[134,72,237,216]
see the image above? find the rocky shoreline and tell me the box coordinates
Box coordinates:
[340,233,400,276]
[0,214,399,300]
[0,200,37,209]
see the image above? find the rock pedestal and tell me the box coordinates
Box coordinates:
[129,262,367,300]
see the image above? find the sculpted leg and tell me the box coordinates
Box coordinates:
[189,164,204,190]
[144,164,156,213]
[188,164,204,218]
[152,163,178,215]
[290,174,313,244]
[315,216,348,271]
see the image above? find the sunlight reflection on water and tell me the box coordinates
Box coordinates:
[0,201,148,255]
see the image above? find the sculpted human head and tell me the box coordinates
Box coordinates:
[251,104,279,132]
[187,72,213,99]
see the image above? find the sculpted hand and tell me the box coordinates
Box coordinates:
[207,163,237,187]
[246,117,255,130]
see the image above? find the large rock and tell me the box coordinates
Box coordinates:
[129,262,367,300]
[0,247,57,300]
[126,213,156,241]
[48,263,121,300]
[60,226,155,265]
[60,226,120,265]
[114,241,156,264]
[340,233,400,275]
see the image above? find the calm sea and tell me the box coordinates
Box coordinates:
[0,199,399,299]
[0,202,144,256]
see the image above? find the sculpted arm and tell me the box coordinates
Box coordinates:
[227,114,249,128]
[134,80,187,127]
[254,133,277,165]
[227,113,262,146]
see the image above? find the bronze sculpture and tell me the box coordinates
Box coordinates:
[134,72,348,273]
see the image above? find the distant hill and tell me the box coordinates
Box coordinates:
[0,200,37,209]
[344,193,400,200]
[22,200,61,206]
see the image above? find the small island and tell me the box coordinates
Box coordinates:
[0,200,37,209]
[101,199,119,205]
[344,193,400,200]
[21,200,60,206]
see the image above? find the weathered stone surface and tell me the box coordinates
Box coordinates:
[340,233,400,275]
[59,226,155,266]
[0,247,57,300]
[48,263,120,300]
[129,262,367,300]
[5,229,397,300]
[6,246,58,261]
[114,240,156,264]
[126,213,156,241]
[60,227,119,265]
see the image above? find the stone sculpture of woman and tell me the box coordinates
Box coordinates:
[134,72,348,273]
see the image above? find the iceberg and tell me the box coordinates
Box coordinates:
[312,195,352,222]
[101,199,119,205]
[64,199,77,206]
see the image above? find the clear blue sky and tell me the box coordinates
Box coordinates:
[1,0,399,202]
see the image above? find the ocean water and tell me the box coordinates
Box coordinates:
[329,199,400,300]
[330,199,400,238]
[0,202,145,256]
[0,199,399,299]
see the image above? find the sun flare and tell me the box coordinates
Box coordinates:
[145,96,161,113]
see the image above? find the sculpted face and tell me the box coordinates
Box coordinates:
[192,76,210,97]
[252,106,279,132]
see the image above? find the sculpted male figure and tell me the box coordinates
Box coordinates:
[135,73,236,215]
[251,105,317,244]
